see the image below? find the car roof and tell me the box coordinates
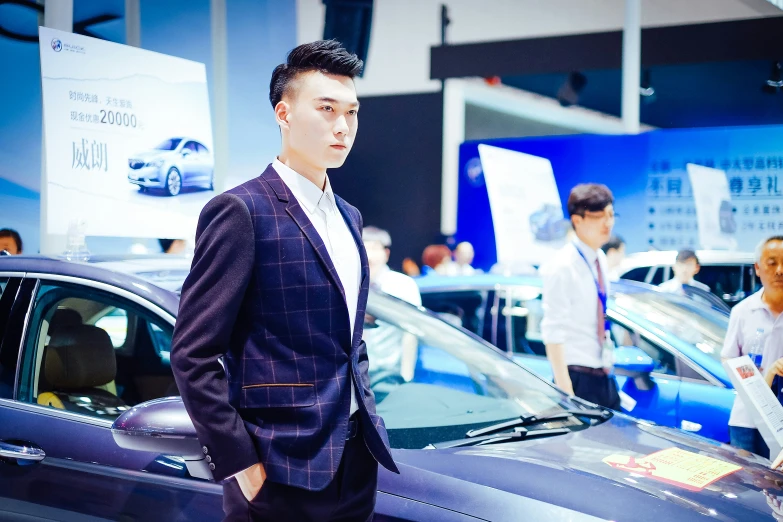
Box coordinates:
[616,250,755,275]
[0,255,180,316]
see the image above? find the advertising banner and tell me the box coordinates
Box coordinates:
[687,164,738,250]
[478,144,567,266]
[38,27,215,239]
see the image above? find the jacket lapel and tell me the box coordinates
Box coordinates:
[335,197,370,351]
[262,167,348,310]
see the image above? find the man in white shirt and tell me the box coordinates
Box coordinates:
[658,249,710,294]
[540,184,620,409]
[362,226,421,306]
[721,235,783,459]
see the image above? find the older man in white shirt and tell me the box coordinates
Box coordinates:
[541,184,620,409]
[722,235,783,459]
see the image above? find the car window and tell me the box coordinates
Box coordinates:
[649,266,666,285]
[196,142,209,154]
[609,320,677,376]
[0,277,13,398]
[420,290,486,335]
[622,266,652,283]
[486,288,545,357]
[695,265,743,299]
[184,141,199,153]
[16,281,177,420]
[0,277,7,297]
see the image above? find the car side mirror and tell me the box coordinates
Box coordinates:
[111,397,213,480]
[181,148,191,156]
[613,346,656,391]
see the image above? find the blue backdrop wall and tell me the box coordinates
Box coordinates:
[458,125,783,270]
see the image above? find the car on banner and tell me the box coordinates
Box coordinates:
[127,137,215,196]
[613,250,757,307]
[416,274,735,443]
[2,257,783,521]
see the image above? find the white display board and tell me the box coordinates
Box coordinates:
[687,163,738,250]
[478,144,566,266]
[723,356,783,457]
[38,27,215,240]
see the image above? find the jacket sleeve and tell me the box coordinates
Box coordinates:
[170,193,258,482]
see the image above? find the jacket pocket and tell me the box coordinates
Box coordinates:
[240,383,315,409]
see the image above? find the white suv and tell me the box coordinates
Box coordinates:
[612,250,757,307]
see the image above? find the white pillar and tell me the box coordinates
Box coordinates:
[210,0,229,193]
[621,0,641,134]
[40,0,74,254]
[125,0,141,47]
[440,79,465,236]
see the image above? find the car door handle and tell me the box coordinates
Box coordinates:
[0,441,45,462]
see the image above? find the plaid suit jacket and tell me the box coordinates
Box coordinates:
[171,165,399,490]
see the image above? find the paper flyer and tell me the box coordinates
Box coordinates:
[686,163,738,250]
[723,355,783,457]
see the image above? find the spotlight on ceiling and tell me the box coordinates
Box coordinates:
[639,69,656,102]
[763,61,783,94]
[557,71,588,107]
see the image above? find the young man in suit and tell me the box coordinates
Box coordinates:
[171,40,399,521]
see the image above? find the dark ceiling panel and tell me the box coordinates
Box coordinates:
[432,16,783,80]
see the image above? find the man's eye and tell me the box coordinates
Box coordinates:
[348,110,357,116]
[322,106,333,112]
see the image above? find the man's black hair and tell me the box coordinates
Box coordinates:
[601,235,625,254]
[0,228,22,253]
[676,249,700,265]
[269,40,363,109]
[567,183,614,217]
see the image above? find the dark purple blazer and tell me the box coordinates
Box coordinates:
[170,165,398,490]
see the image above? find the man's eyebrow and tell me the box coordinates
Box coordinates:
[315,97,360,108]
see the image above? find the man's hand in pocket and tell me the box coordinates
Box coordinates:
[235,462,267,502]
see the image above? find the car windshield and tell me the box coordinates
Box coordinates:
[365,292,572,449]
[127,268,575,448]
[154,138,182,151]
[609,288,728,362]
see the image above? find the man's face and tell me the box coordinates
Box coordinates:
[756,239,783,293]
[455,244,474,265]
[278,71,359,171]
[673,258,700,282]
[0,237,19,255]
[572,204,614,249]
[364,240,389,272]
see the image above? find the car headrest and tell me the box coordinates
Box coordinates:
[48,308,83,333]
[44,325,116,389]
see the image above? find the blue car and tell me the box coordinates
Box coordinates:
[417,274,735,443]
[1,257,782,521]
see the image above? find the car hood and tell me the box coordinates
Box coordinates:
[382,414,783,521]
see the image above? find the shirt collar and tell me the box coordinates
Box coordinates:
[273,158,334,214]
[573,237,598,264]
[748,289,771,312]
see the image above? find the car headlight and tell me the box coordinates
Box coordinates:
[146,159,164,168]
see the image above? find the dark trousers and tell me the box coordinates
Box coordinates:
[222,430,378,522]
[729,426,770,459]
[568,366,621,410]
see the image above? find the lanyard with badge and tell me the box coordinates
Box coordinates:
[574,245,616,372]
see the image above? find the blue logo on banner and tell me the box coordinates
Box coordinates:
[51,39,62,52]
[465,157,484,187]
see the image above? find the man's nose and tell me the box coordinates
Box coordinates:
[334,115,349,135]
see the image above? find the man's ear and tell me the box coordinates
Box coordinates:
[275,101,291,129]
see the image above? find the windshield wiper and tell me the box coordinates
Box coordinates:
[464,409,612,439]
[429,426,573,449]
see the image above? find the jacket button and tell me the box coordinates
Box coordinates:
[206,455,212,462]
[202,446,208,454]
[209,463,216,471]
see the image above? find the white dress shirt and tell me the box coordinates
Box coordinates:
[540,238,609,369]
[373,265,422,306]
[274,159,359,416]
[721,290,783,428]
